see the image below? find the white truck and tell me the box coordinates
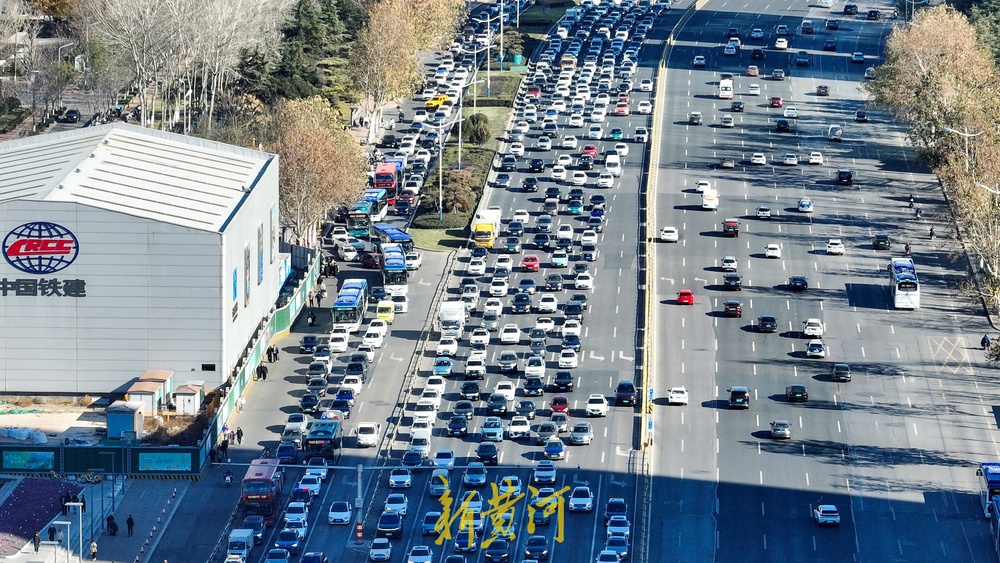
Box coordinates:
[437,301,466,338]
[227,529,255,562]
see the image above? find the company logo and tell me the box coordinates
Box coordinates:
[3,222,79,275]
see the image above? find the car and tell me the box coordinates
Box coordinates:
[500,324,520,344]
[806,339,827,358]
[543,437,566,460]
[692,55,706,66]
[484,538,509,563]
[775,118,791,132]
[482,416,505,441]
[786,384,809,402]
[721,256,738,271]
[468,258,487,276]
[851,51,865,63]
[831,363,853,382]
[785,276,808,292]
[596,551,620,563]
[751,153,767,165]
[604,535,630,560]
[377,509,403,538]
[384,493,408,516]
[299,335,319,353]
[667,386,689,405]
[720,156,736,169]
[724,44,737,55]
[770,420,792,439]
[837,168,854,185]
[299,393,320,413]
[855,108,869,122]
[506,415,531,439]
[561,135,579,149]
[407,545,434,563]
[775,37,788,50]
[568,486,594,511]
[801,318,825,338]
[432,449,456,470]
[723,300,743,317]
[268,546,294,561]
[688,111,703,125]
[798,197,814,213]
[723,273,742,290]
[815,85,831,98]
[873,233,891,250]
[637,100,652,115]
[814,505,841,525]
[809,151,824,165]
[556,349,578,369]
[369,538,393,561]
[389,468,412,488]
[826,239,846,255]
[297,474,322,496]
[548,394,569,414]
[764,243,782,259]
[720,115,735,128]
[607,514,631,539]
[586,393,609,417]
[728,386,750,409]
[865,66,876,79]
[676,289,695,305]
[432,357,453,377]
[447,415,469,437]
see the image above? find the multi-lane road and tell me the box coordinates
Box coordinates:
[649,1,1000,562]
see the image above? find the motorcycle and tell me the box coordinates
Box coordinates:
[915,207,922,219]
[224,470,233,486]
[904,243,911,256]
[908,195,914,208]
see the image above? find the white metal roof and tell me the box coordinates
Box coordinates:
[0,123,275,233]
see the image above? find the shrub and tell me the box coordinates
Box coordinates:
[466,121,491,145]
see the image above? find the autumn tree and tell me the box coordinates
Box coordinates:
[261,96,367,243]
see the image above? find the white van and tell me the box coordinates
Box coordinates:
[605,153,622,177]
[702,189,719,210]
[719,79,733,99]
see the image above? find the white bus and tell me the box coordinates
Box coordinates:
[719,79,733,99]
[888,257,920,309]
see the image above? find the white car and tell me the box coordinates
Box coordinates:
[586,394,609,417]
[484,298,504,315]
[342,375,364,394]
[494,381,516,402]
[721,256,738,271]
[806,339,827,358]
[765,244,782,259]
[575,272,594,290]
[328,500,352,524]
[500,324,521,344]
[782,153,799,166]
[775,37,788,50]
[468,258,487,276]
[751,153,767,165]
[369,538,392,561]
[512,209,530,223]
[469,328,490,346]
[808,151,824,165]
[490,279,509,296]
[425,376,447,395]
[696,180,711,193]
[783,106,798,119]
[580,230,599,245]
[749,84,761,95]
[551,165,568,181]
[568,486,594,511]
[405,252,422,270]
[556,154,573,167]
[639,79,653,92]
[591,108,606,122]
[357,343,376,361]
[721,115,735,128]
[558,350,579,368]
[534,317,556,333]
[826,239,846,255]
[667,387,689,405]
[561,319,582,337]
[798,197,814,213]
[369,319,389,337]
[406,546,433,563]
[356,422,380,447]
[588,125,604,140]
[385,493,408,515]
[524,356,546,378]
[509,142,524,157]
[660,226,679,242]
[538,293,559,314]
[421,389,442,410]
[298,474,322,496]
[508,416,531,439]
[756,205,772,220]
[569,113,585,127]
[329,335,349,353]
[571,171,588,186]
[724,44,737,55]
[556,224,573,238]
[561,136,579,149]
[495,255,513,269]
[436,338,459,356]
[613,143,629,157]
[597,173,614,188]
[750,28,764,39]
[803,318,825,337]
[637,101,652,114]
[363,330,385,348]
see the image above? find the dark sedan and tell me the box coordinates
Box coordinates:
[757,316,778,332]
[785,384,809,402]
[787,275,809,291]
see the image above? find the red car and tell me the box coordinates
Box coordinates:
[769,96,783,108]
[582,144,598,157]
[815,85,830,96]
[522,254,540,272]
[549,396,569,413]
[677,290,695,305]
[361,253,382,269]
[614,103,630,116]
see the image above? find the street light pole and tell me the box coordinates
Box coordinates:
[943,127,985,172]
[65,502,83,562]
[52,521,71,563]
[98,452,116,512]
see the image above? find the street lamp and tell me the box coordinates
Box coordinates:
[56,42,75,62]
[905,0,928,21]
[457,79,485,170]
[65,502,83,563]
[943,127,985,172]
[98,452,117,512]
[419,112,465,221]
[52,521,71,563]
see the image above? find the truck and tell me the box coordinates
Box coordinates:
[471,207,503,248]
[227,529,255,562]
[721,218,740,237]
[437,301,466,338]
[702,189,719,210]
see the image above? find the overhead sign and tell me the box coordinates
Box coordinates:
[3,222,79,274]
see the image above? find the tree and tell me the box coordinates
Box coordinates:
[261,96,367,243]
[466,119,491,146]
[441,169,476,214]
[502,30,523,60]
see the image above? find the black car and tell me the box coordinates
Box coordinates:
[524,377,545,397]
[524,536,550,560]
[484,538,509,563]
[569,293,589,311]
[377,509,403,538]
[588,216,604,233]
[823,39,837,51]
[728,386,750,409]
[750,48,764,60]
[370,286,388,303]
[380,134,400,148]
[529,158,546,173]
[345,362,368,382]
[243,515,266,544]
[854,109,868,123]
[787,275,809,291]
[299,393,319,413]
[330,399,352,418]
[486,394,508,415]
[723,273,742,290]
[461,381,481,401]
[785,384,809,402]
[513,293,533,313]
[471,246,488,259]
[454,400,475,419]
[578,155,594,170]
[553,371,575,392]
[533,233,552,250]
[604,498,628,524]
[795,51,810,66]
[476,442,499,465]
[837,168,854,185]
[826,18,840,29]
[775,119,791,132]
[590,194,606,209]
[65,109,81,123]
[410,161,428,177]
[582,243,597,261]
[615,381,636,406]
[508,221,524,237]
[501,155,517,171]
[873,233,891,250]
[723,300,743,317]
[301,553,328,563]
[730,100,744,112]
[516,399,537,419]
[522,177,539,192]
[544,274,563,291]
[401,450,423,470]
[394,200,413,215]
[867,8,880,20]
[726,27,739,38]
[757,316,778,332]
[844,3,858,14]
[299,335,319,353]
[561,334,581,351]
[545,186,562,200]
[568,188,585,201]
[831,363,853,382]
[564,303,584,321]
[448,415,469,436]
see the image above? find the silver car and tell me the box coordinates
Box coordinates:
[570,422,594,445]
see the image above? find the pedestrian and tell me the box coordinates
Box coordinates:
[56,529,63,545]
[261,365,268,382]
[316,292,324,308]
[273,347,279,362]
[80,492,86,514]
[48,525,55,542]
[126,515,135,537]
[221,439,230,457]
[983,334,991,350]
[59,494,67,515]
[106,514,115,532]
[236,427,244,444]
[209,447,217,466]
[89,539,97,560]
[333,263,339,277]
[33,532,39,552]
[238,396,246,413]
[228,430,236,443]
[266,346,273,363]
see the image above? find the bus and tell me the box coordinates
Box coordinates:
[241,458,283,525]
[304,416,344,462]
[332,278,370,333]
[380,243,409,296]
[888,257,920,309]
[980,462,1000,518]
[719,79,733,99]
[347,201,374,238]
[374,162,400,205]
[371,223,415,253]
[362,188,389,222]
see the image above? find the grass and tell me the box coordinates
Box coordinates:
[410,226,469,251]
[469,71,524,99]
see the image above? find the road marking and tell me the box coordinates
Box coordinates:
[619,352,634,361]
[418,278,431,286]
[572,474,589,486]
[590,351,606,361]
[615,446,631,458]
[389,353,404,362]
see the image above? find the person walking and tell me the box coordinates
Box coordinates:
[59,494,67,515]
[236,427,244,445]
[273,346,279,362]
[105,514,115,533]
[56,529,63,545]
[48,525,55,542]
[33,532,40,552]
[89,539,98,560]
[333,262,339,278]
[80,492,86,514]
[238,396,246,413]
[209,447,217,466]
[260,365,268,382]
[126,515,135,537]
[982,334,991,350]
[220,439,230,457]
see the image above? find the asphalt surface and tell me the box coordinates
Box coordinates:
[648,1,1000,562]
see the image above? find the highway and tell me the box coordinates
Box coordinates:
[648,1,1000,562]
